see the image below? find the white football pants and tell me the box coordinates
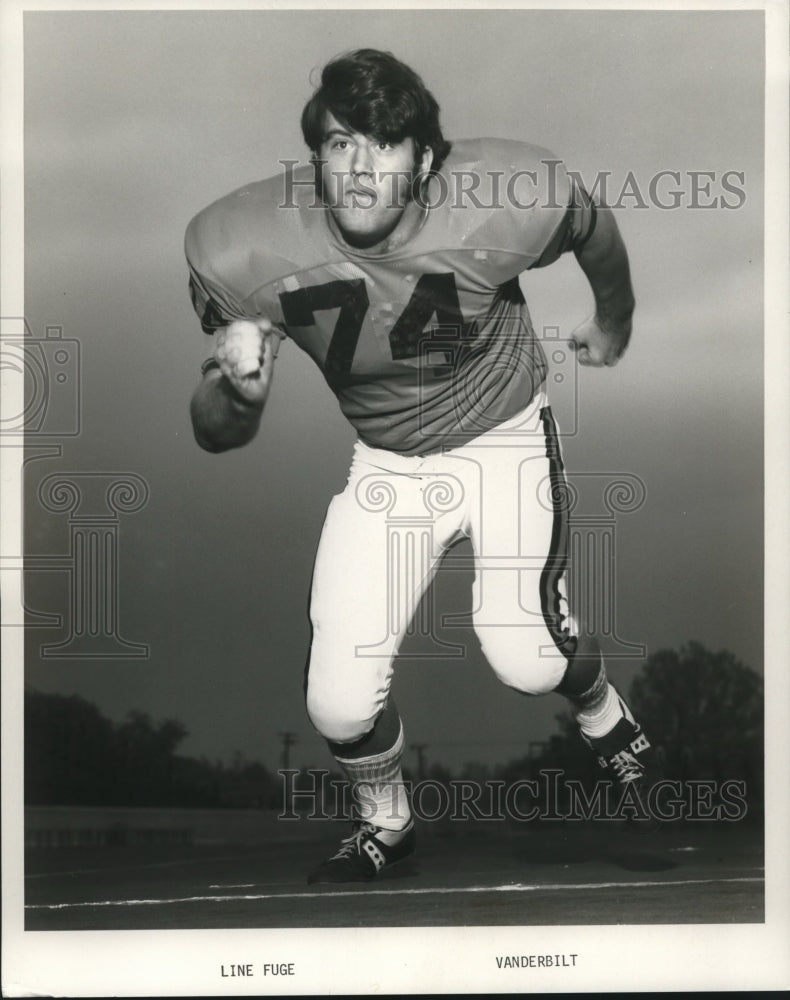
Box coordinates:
[305,390,578,743]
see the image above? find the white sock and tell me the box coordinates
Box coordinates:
[575,682,625,740]
[333,723,411,833]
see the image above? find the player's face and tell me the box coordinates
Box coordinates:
[318,112,432,249]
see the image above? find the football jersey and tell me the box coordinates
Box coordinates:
[185,138,594,456]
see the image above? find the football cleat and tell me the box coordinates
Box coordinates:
[307,819,416,884]
[582,698,650,785]
[584,698,663,830]
[590,719,650,785]
[585,698,652,786]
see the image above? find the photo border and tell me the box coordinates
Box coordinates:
[2,0,788,994]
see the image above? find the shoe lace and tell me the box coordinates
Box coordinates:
[608,750,644,783]
[329,821,377,861]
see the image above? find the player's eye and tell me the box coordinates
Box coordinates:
[331,140,349,150]
[376,142,394,151]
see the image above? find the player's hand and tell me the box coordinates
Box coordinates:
[214,319,277,406]
[569,314,631,367]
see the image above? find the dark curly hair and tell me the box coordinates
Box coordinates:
[301,48,452,173]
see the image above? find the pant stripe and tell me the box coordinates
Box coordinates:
[538,406,576,658]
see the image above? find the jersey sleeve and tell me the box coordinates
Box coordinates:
[186,265,245,335]
[184,211,247,336]
[530,177,597,269]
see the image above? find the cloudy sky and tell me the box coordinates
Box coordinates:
[20,8,764,774]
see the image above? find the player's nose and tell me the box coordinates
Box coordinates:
[351,143,374,176]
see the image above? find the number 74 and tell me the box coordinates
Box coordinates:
[279,272,468,374]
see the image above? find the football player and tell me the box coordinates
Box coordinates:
[187,48,651,883]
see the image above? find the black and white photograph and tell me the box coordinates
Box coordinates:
[1,1,788,995]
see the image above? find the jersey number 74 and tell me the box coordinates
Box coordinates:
[278,272,470,374]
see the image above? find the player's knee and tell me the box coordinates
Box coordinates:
[305,680,377,744]
[494,659,566,696]
[479,632,567,696]
[306,698,372,743]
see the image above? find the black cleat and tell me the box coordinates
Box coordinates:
[586,699,651,785]
[586,700,662,831]
[307,820,416,884]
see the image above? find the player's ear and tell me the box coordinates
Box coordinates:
[418,145,434,176]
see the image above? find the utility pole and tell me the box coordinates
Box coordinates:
[412,743,428,780]
[278,731,299,816]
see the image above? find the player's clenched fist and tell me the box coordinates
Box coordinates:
[214,319,276,406]
[569,314,631,367]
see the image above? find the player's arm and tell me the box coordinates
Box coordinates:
[570,204,635,367]
[190,319,277,453]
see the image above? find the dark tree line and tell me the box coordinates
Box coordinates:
[24,690,279,808]
[629,640,762,789]
[25,642,763,810]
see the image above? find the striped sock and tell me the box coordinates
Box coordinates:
[574,680,625,740]
[333,723,410,832]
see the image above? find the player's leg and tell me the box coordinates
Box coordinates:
[554,634,651,792]
[304,444,462,881]
[467,399,651,786]
[307,695,418,883]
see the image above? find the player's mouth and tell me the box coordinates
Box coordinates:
[344,185,378,208]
